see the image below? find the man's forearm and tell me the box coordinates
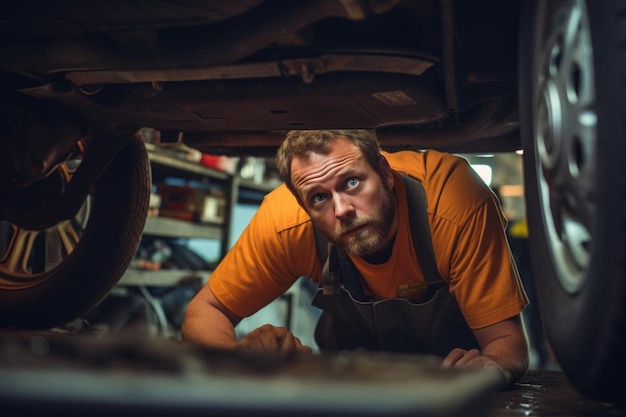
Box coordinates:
[470,316,530,386]
[181,303,238,349]
[482,332,529,385]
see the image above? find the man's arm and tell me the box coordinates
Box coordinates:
[441,315,529,386]
[181,284,312,355]
[181,283,242,349]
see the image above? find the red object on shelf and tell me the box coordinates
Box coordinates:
[200,154,220,169]
[199,153,239,174]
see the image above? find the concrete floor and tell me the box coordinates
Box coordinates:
[0,326,624,417]
[492,370,625,417]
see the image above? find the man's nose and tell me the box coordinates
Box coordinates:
[333,193,355,218]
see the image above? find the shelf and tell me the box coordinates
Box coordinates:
[238,177,280,192]
[119,268,211,287]
[106,142,276,334]
[143,217,222,240]
[147,149,231,181]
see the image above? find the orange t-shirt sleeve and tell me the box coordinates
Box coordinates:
[208,185,320,318]
[447,198,529,329]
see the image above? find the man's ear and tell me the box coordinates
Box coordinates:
[379,156,394,189]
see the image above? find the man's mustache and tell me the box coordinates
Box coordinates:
[335,218,371,238]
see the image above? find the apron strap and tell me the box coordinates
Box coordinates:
[321,244,341,295]
[400,173,445,288]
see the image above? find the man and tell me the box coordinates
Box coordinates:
[182,130,529,386]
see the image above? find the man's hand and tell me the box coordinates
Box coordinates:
[235,324,313,355]
[441,348,511,386]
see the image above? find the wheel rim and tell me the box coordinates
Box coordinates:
[0,161,91,290]
[533,0,596,294]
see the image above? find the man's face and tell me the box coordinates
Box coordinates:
[290,139,396,257]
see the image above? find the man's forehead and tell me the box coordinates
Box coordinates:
[292,152,368,192]
[292,138,359,163]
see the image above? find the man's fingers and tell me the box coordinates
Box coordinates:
[441,348,483,368]
[278,331,296,355]
[277,330,313,355]
[236,324,279,351]
[293,336,313,355]
[237,325,313,355]
[441,348,466,368]
[441,348,510,387]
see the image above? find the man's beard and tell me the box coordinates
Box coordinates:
[321,184,396,257]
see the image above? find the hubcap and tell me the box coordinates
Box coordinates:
[534,0,596,294]
[0,162,90,290]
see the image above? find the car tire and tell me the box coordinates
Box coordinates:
[519,0,626,405]
[0,135,150,329]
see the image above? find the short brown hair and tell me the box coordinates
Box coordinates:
[275,129,382,195]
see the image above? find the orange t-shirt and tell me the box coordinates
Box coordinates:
[208,149,528,329]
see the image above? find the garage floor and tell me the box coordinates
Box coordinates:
[492,370,625,417]
[0,326,624,417]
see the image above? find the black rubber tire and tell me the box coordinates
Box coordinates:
[519,0,626,405]
[0,135,151,329]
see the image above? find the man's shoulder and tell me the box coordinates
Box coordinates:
[383,149,470,182]
[386,149,491,224]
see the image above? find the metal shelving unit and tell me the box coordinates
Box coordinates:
[118,148,275,288]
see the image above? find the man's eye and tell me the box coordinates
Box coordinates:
[312,193,327,204]
[346,177,359,189]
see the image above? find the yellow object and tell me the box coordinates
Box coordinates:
[509,217,529,238]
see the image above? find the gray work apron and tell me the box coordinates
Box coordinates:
[311,246,480,356]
